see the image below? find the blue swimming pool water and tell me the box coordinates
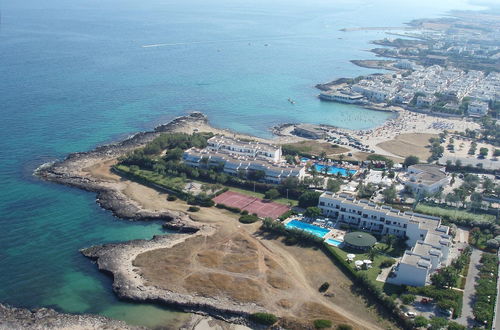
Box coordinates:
[285,220,330,238]
[326,238,343,247]
[312,164,357,177]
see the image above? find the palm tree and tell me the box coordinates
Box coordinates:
[367,247,380,261]
[386,234,396,250]
[322,165,329,176]
[471,230,481,245]
[319,151,327,162]
[338,154,345,162]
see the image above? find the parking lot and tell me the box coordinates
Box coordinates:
[402,295,452,320]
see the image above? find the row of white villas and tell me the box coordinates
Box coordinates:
[183,136,306,184]
[318,192,451,287]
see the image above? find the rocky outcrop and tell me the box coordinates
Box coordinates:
[0,303,143,330]
[35,112,208,222]
[80,229,252,327]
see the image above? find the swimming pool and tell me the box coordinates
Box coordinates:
[285,220,330,238]
[312,164,357,177]
[325,238,343,247]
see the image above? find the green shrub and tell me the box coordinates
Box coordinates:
[239,214,260,224]
[319,282,330,292]
[167,195,177,201]
[413,316,428,328]
[249,312,278,326]
[380,259,396,268]
[241,210,249,215]
[400,294,416,305]
[188,206,200,212]
[216,203,241,213]
[314,319,332,329]
[336,324,352,330]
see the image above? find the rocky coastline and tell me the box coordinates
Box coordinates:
[80,230,254,326]
[35,112,208,223]
[0,303,144,330]
[31,112,256,328]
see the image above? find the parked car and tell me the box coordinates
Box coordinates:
[439,309,452,317]
[420,298,431,304]
[406,312,416,318]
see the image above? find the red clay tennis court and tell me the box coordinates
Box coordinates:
[213,191,290,219]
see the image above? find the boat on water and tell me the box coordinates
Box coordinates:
[288,98,296,104]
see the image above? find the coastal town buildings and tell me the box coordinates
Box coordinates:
[183,136,306,183]
[399,164,449,195]
[321,64,499,116]
[318,192,451,286]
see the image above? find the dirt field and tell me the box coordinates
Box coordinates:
[86,159,395,329]
[376,133,437,160]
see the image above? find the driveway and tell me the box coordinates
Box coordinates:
[456,248,482,328]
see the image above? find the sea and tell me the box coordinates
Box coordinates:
[0,0,485,327]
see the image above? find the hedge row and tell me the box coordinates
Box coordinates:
[215,203,241,213]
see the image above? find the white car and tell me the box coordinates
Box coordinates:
[406,312,416,318]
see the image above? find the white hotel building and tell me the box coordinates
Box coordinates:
[318,192,452,286]
[183,136,305,184]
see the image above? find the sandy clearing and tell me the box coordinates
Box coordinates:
[377,133,437,160]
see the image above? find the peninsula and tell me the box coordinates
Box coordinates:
[35,113,394,330]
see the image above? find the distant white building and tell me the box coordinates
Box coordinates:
[416,95,436,108]
[317,192,451,286]
[207,135,282,162]
[467,100,489,117]
[401,164,449,195]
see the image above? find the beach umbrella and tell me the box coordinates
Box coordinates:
[354,260,364,267]
[363,260,372,265]
[347,254,356,260]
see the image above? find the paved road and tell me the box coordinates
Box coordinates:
[456,248,482,328]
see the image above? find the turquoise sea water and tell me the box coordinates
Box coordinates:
[0,0,483,327]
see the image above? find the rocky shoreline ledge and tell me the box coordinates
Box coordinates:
[31,112,255,328]
[0,303,143,330]
[35,112,208,225]
[80,229,254,326]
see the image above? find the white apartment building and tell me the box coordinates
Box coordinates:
[401,164,449,195]
[207,135,282,162]
[183,136,305,184]
[318,192,451,286]
[467,100,489,117]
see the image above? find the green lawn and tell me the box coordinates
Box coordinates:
[326,243,404,295]
[329,245,390,281]
[415,204,495,223]
[115,165,185,190]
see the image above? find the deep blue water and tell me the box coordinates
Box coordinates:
[0,0,482,326]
